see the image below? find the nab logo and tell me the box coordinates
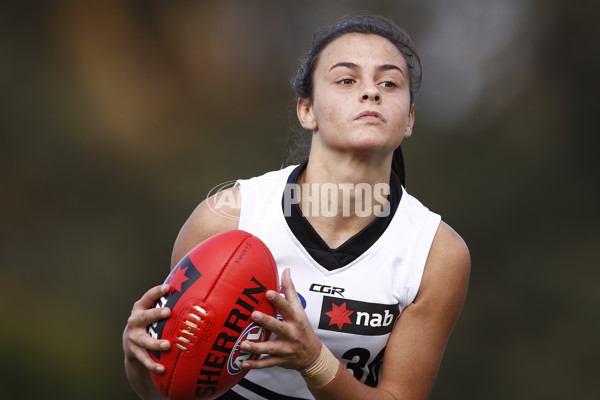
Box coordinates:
[318,296,400,336]
[309,283,345,297]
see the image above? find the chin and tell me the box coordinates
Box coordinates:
[349,135,398,153]
[340,142,396,157]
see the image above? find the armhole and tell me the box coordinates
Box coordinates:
[235,179,249,232]
[405,213,442,306]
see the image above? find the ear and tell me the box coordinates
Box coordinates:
[404,104,415,138]
[297,97,317,130]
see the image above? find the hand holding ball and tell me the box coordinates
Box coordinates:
[147,230,279,400]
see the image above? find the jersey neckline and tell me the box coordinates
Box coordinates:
[281,160,402,271]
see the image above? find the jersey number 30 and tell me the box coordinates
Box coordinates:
[342,347,386,387]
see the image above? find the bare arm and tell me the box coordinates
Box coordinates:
[169,187,241,268]
[377,222,470,399]
[123,187,241,399]
[242,221,470,400]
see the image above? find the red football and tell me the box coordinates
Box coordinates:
[147,230,279,400]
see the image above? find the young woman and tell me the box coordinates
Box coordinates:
[123,14,470,400]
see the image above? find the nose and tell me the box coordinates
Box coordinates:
[360,83,381,103]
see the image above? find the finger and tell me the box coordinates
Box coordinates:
[133,284,170,311]
[128,306,171,328]
[131,344,167,374]
[281,268,299,302]
[241,355,287,370]
[265,290,296,322]
[251,309,285,335]
[269,269,304,321]
[130,329,171,352]
[240,335,284,355]
[281,269,304,311]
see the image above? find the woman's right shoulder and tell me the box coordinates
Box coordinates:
[170,186,241,268]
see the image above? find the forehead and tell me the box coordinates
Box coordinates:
[317,33,407,72]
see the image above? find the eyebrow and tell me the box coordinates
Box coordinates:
[328,62,405,75]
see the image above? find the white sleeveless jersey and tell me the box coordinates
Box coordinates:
[229,166,441,400]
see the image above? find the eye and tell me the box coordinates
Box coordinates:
[337,78,355,86]
[379,81,397,89]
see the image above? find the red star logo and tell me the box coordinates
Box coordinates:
[168,266,189,295]
[325,302,354,330]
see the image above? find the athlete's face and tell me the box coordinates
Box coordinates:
[297,33,415,157]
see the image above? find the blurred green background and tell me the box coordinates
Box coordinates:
[1,0,598,399]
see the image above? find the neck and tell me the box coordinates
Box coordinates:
[296,148,393,248]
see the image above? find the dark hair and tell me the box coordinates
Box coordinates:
[290,13,422,187]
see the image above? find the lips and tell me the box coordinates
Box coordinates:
[356,110,384,123]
